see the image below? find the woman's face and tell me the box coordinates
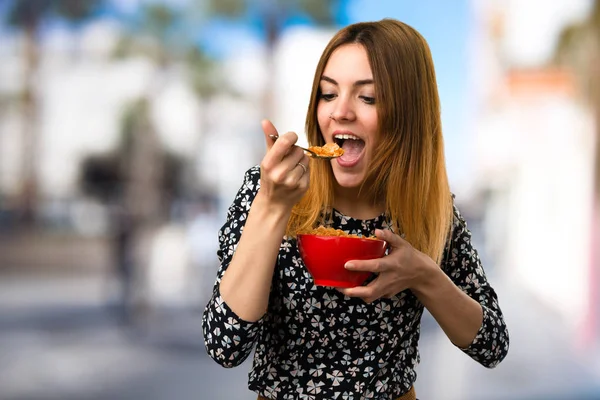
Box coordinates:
[317,43,378,191]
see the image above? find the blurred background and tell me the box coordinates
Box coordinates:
[0,0,599,399]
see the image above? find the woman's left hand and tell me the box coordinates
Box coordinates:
[337,229,436,303]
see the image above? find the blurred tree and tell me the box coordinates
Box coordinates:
[5,0,104,227]
[112,4,175,225]
[79,102,184,211]
[202,0,337,116]
[112,3,222,222]
[95,3,223,321]
[554,0,600,194]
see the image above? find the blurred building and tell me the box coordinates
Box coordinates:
[469,0,598,346]
[0,19,201,231]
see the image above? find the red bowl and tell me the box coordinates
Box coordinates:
[297,234,387,288]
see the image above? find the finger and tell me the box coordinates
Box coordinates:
[262,132,302,174]
[298,154,311,185]
[268,146,306,184]
[261,119,279,151]
[344,259,389,274]
[285,159,308,186]
[297,153,310,177]
[339,283,383,304]
[374,229,406,250]
[271,131,300,163]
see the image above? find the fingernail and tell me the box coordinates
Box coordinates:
[345,262,354,269]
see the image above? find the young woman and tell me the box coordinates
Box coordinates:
[202,19,509,400]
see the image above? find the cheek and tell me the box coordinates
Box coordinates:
[366,113,379,136]
[364,113,379,153]
[316,107,330,129]
[367,109,378,128]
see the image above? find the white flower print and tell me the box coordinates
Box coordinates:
[379,317,390,331]
[240,194,251,209]
[283,296,297,310]
[221,335,232,348]
[340,313,350,324]
[224,317,240,331]
[374,302,391,316]
[323,293,338,308]
[310,315,324,331]
[305,298,322,313]
[291,256,302,269]
[375,378,389,392]
[354,381,364,394]
[307,379,324,394]
[326,315,336,327]
[465,272,480,287]
[340,351,353,366]
[265,383,281,397]
[353,327,368,341]
[309,363,326,377]
[327,370,344,386]
[281,240,293,252]
[267,367,278,380]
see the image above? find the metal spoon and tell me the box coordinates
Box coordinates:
[269,135,341,160]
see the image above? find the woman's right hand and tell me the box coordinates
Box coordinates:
[218,120,309,322]
[258,119,310,211]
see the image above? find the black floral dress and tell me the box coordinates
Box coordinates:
[202,166,509,399]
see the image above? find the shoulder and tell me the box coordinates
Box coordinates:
[441,193,474,267]
[450,193,464,228]
[446,193,477,249]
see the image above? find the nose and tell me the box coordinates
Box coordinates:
[329,96,356,122]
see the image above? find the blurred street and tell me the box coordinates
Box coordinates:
[0,270,255,400]
[2,250,600,400]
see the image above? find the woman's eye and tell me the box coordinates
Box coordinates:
[360,96,376,105]
[320,93,336,101]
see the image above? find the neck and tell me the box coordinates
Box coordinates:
[333,185,385,220]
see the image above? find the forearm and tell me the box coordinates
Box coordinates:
[219,191,290,322]
[412,263,483,348]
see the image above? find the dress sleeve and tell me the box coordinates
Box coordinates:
[441,200,510,368]
[202,166,263,368]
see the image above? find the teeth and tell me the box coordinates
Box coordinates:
[334,134,360,140]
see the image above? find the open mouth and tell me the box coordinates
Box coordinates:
[334,133,365,163]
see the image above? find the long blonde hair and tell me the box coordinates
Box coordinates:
[287,19,453,264]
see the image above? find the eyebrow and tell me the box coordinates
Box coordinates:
[320,75,374,87]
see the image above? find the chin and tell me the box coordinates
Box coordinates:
[332,172,365,189]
